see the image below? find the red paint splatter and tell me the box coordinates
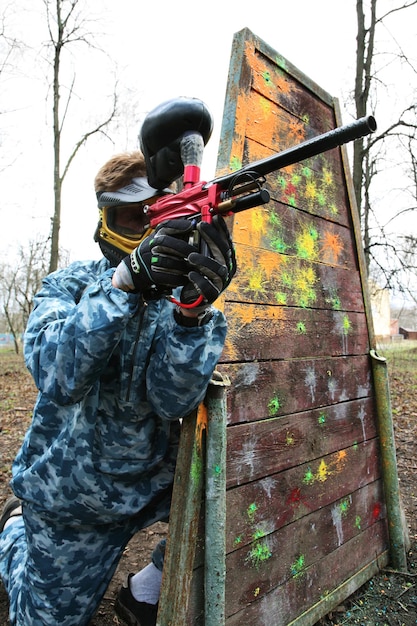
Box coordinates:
[372,502,382,520]
[287,487,302,505]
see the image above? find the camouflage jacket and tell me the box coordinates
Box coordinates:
[11,258,227,525]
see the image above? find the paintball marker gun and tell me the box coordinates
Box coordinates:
[139,97,377,308]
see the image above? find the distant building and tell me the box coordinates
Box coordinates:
[399,327,417,340]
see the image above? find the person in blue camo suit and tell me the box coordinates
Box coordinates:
[0,149,236,626]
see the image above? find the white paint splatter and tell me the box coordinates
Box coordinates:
[304,365,317,401]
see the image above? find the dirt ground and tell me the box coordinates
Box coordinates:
[1,347,417,625]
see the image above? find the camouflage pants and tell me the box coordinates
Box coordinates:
[0,504,166,626]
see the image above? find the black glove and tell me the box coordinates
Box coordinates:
[123,219,197,295]
[180,214,237,306]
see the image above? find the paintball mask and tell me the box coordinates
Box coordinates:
[95,177,173,266]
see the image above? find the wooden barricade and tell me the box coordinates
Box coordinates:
[159,27,405,626]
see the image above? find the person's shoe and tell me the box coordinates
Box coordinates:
[114,574,158,626]
[0,496,22,532]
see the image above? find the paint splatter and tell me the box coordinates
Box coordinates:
[355,515,362,530]
[372,502,382,521]
[297,321,307,334]
[247,503,258,521]
[321,230,344,265]
[234,535,242,546]
[254,587,261,597]
[339,498,351,516]
[291,554,305,578]
[342,315,351,335]
[262,70,272,85]
[268,395,281,416]
[303,467,315,485]
[304,365,317,401]
[287,487,302,505]
[318,412,327,426]
[246,540,272,569]
[261,477,277,500]
[286,431,295,446]
[296,225,319,260]
[230,155,242,171]
[303,450,348,486]
[317,459,329,482]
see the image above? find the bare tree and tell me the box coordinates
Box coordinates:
[0,238,50,353]
[353,0,417,293]
[43,0,118,273]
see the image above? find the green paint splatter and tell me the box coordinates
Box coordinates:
[268,395,281,416]
[214,465,222,475]
[278,175,287,190]
[339,498,350,516]
[318,413,326,425]
[303,467,314,485]
[326,292,341,310]
[252,528,267,541]
[355,516,362,530]
[317,191,326,207]
[291,554,305,578]
[247,503,258,521]
[230,156,242,171]
[296,226,318,260]
[246,540,272,569]
[270,235,287,253]
[342,315,351,335]
[275,292,287,305]
[297,321,307,334]
[286,432,295,445]
[190,448,202,483]
[275,55,287,70]
[262,70,272,84]
[268,209,281,227]
[302,166,312,179]
[234,535,242,546]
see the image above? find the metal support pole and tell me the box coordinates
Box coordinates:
[204,373,230,626]
[370,349,407,571]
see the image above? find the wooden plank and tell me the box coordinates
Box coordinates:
[227,247,364,310]
[230,203,356,267]
[221,305,369,362]
[225,439,382,553]
[220,355,373,425]
[226,397,377,487]
[224,482,386,616]
[247,44,336,129]
[157,406,206,625]
[225,520,388,625]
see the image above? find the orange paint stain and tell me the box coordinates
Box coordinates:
[233,209,268,248]
[196,403,208,453]
[321,230,344,265]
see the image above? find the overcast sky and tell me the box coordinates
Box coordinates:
[1,0,415,263]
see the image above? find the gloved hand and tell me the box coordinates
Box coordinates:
[120,219,197,296]
[180,214,237,306]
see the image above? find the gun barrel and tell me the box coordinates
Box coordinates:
[210,115,377,190]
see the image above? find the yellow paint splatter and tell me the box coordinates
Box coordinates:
[317,459,329,482]
[296,226,319,260]
[305,180,317,201]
